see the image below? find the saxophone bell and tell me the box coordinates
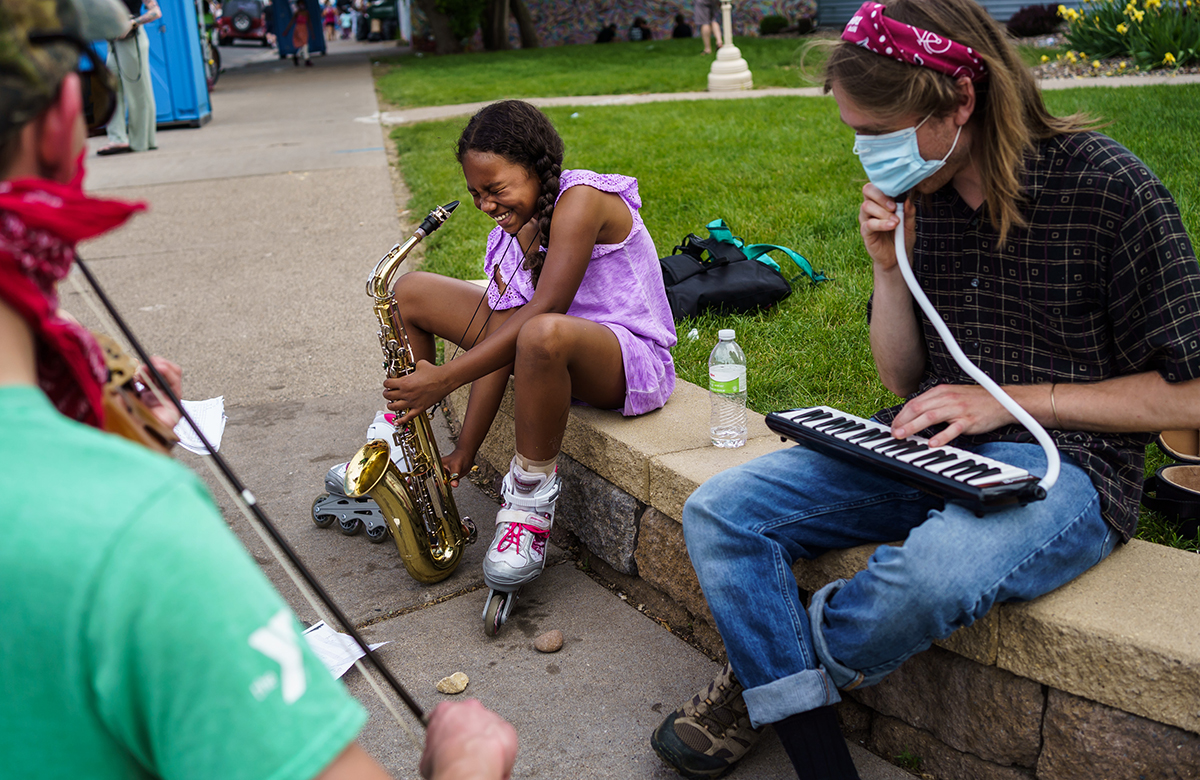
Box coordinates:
[344,439,474,584]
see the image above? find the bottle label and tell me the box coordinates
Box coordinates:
[709,364,747,394]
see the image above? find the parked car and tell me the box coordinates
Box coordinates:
[218,0,271,46]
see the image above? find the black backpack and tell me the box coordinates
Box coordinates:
[659,220,827,321]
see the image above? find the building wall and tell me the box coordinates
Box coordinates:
[414,0,819,49]
[529,0,818,46]
[818,0,1026,27]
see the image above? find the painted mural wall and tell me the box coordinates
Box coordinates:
[528,0,817,46]
[415,0,818,49]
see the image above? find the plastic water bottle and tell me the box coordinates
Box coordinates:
[709,329,747,448]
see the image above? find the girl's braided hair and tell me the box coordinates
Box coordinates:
[456,100,564,287]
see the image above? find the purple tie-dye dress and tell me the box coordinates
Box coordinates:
[481,169,677,416]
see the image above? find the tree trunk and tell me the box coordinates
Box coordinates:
[510,0,539,48]
[412,0,463,53]
[482,0,509,50]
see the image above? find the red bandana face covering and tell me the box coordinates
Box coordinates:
[842,1,988,82]
[0,156,146,426]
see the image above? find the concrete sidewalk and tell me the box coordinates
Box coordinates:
[73,41,918,779]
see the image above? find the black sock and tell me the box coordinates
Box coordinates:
[773,706,860,780]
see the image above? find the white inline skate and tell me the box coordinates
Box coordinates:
[482,461,562,636]
[311,411,411,544]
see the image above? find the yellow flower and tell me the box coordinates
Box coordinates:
[1041,54,1050,62]
[1117,22,1128,33]
[1092,60,1101,68]
[1119,60,1127,69]
[1164,52,1177,64]
[1058,3,1067,14]
[1133,9,1145,21]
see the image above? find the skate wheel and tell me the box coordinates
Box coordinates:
[365,523,390,544]
[484,592,507,637]
[338,516,363,536]
[311,494,336,528]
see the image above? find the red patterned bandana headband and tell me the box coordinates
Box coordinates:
[841,1,988,82]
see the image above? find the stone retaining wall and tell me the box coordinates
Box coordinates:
[447,380,1200,779]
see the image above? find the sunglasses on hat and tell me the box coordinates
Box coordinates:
[27,31,118,132]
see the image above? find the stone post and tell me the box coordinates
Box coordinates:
[707,0,753,91]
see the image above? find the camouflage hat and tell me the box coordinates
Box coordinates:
[0,0,130,138]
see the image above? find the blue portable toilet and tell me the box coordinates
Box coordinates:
[276,0,328,59]
[93,0,211,128]
[144,0,211,126]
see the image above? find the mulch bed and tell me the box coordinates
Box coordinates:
[1020,32,1200,79]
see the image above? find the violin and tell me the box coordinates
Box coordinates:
[94,331,178,454]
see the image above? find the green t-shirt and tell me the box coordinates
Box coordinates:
[0,387,367,779]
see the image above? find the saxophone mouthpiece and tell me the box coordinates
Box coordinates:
[417,201,460,236]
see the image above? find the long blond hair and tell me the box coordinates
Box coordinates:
[824,0,1091,243]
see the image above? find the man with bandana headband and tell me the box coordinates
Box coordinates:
[651,0,1200,778]
[0,1,516,778]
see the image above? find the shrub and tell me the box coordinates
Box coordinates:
[1007,3,1063,36]
[760,14,789,35]
[1060,0,1200,67]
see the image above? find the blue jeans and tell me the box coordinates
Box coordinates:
[683,441,1118,728]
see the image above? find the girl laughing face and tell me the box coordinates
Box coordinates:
[460,150,542,235]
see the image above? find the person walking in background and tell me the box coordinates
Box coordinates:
[339,6,352,38]
[694,0,721,54]
[672,12,693,38]
[263,0,278,48]
[97,0,159,155]
[322,1,337,40]
[285,0,312,66]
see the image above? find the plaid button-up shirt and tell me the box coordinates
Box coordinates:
[874,131,1200,539]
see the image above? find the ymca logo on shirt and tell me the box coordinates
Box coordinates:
[249,609,308,704]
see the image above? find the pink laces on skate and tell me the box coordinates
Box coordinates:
[496,523,549,553]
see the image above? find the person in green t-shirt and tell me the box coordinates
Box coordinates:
[0,1,518,778]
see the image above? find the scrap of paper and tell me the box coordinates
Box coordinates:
[174,396,227,455]
[302,621,390,679]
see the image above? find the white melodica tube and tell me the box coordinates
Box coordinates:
[892,199,1060,492]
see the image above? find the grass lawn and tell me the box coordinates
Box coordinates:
[390,83,1200,550]
[374,36,1055,108]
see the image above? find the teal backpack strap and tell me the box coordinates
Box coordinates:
[704,218,827,284]
[743,243,828,284]
[705,219,745,251]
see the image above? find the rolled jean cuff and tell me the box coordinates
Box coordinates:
[742,668,841,728]
[808,578,872,691]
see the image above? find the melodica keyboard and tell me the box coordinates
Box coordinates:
[765,406,1047,515]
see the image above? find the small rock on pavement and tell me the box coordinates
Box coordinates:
[534,630,563,653]
[435,672,469,694]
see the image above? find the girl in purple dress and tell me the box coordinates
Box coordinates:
[382,100,676,629]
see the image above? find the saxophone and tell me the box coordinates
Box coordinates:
[344,201,477,584]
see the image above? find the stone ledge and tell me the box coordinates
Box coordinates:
[446,378,1200,739]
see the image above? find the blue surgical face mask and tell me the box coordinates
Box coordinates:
[852,114,962,199]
